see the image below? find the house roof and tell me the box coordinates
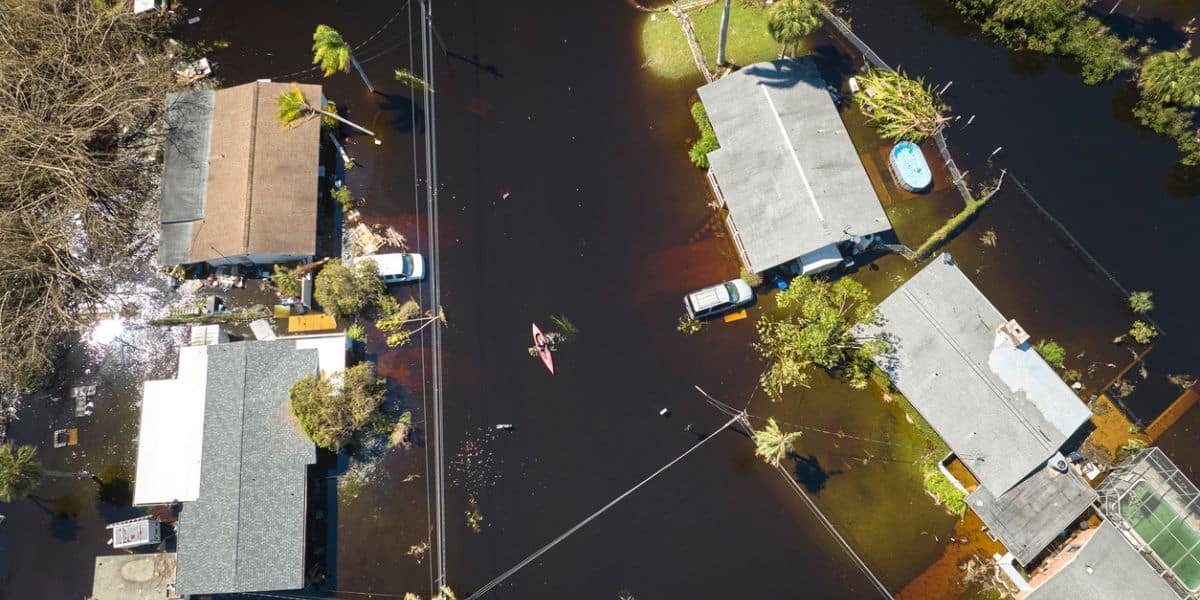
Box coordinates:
[159,81,321,265]
[171,334,346,596]
[697,58,891,272]
[855,254,1091,496]
[1028,521,1179,600]
[967,465,1097,565]
[133,346,208,505]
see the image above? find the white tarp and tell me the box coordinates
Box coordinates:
[133,346,208,505]
[133,0,157,14]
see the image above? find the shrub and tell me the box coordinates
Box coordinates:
[739,267,763,288]
[1034,339,1066,369]
[314,259,384,319]
[1117,437,1147,462]
[1129,320,1158,344]
[331,186,355,214]
[1128,290,1154,314]
[689,136,720,168]
[289,362,387,451]
[688,101,720,168]
[924,469,966,516]
[1132,98,1200,166]
[347,323,366,341]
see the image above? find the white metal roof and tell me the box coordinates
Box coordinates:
[698,58,891,273]
[133,345,208,505]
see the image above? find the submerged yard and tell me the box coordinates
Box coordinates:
[4,1,1200,599]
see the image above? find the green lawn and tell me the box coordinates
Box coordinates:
[689,2,781,72]
[639,11,695,80]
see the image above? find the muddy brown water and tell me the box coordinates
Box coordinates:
[5,1,1200,599]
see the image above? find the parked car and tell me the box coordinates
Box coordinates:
[684,278,754,319]
[357,252,426,284]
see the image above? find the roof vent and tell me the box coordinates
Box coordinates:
[1048,451,1069,474]
[997,319,1030,347]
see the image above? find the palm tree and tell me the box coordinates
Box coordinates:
[312,25,375,93]
[276,85,377,138]
[854,67,950,142]
[767,0,823,59]
[753,418,802,467]
[716,0,733,67]
[1139,50,1200,107]
[0,442,43,502]
[394,69,433,93]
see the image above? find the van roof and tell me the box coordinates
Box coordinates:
[688,284,731,311]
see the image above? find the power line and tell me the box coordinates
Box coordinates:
[464,412,745,599]
[417,0,448,589]
[692,389,892,599]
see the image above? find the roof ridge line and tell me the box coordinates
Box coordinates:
[232,345,250,589]
[899,282,1056,462]
[241,83,260,255]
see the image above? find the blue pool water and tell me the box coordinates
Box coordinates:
[889,141,932,192]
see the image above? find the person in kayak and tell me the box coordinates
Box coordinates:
[534,332,548,350]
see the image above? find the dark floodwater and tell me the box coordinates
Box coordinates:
[839,0,1200,474]
[6,1,1200,599]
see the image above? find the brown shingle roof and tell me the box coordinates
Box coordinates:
[186,81,320,263]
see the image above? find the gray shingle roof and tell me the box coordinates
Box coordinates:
[697,58,891,272]
[1028,521,1179,600]
[855,254,1091,496]
[967,466,1097,565]
[175,340,318,596]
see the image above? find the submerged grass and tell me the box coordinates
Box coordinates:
[639,10,695,80]
[868,367,965,515]
[689,2,780,72]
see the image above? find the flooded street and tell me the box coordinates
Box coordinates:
[4,0,1200,598]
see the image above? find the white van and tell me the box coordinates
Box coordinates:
[357,252,426,284]
[684,278,754,319]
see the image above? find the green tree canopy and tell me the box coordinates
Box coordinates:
[0,442,43,502]
[1139,50,1200,108]
[314,258,385,319]
[754,276,888,399]
[312,24,351,77]
[855,68,949,142]
[767,0,822,58]
[753,417,802,467]
[290,362,387,450]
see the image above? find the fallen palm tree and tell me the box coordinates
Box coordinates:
[855,67,949,142]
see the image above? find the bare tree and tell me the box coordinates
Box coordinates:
[0,0,179,389]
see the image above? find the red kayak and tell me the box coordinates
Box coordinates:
[532,322,554,374]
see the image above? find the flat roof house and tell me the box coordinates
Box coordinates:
[856,254,1095,566]
[159,81,322,267]
[697,58,892,275]
[132,331,347,596]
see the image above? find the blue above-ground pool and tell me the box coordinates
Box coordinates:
[889,141,932,193]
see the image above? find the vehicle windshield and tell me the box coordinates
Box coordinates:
[723,282,739,302]
[401,254,413,275]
